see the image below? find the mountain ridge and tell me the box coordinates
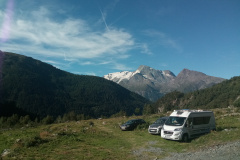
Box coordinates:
[104,65,176,84]
[104,65,225,101]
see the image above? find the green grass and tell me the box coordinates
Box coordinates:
[1,108,240,160]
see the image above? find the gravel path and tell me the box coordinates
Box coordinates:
[133,141,240,160]
[162,141,240,160]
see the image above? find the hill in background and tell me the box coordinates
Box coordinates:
[154,76,240,112]
[0,51,149,118]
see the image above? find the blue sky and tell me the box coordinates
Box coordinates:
[0,0,239,79]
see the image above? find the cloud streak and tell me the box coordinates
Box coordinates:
[143,30,182,52]
[99,8,109,31]
[0,0,14,42]
[0,6,134,61]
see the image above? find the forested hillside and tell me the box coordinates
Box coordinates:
[154,76,240,112]
[0,52,149,118]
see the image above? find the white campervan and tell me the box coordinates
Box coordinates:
[161,109,216,142]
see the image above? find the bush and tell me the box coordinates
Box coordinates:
[89,121,94,127]
[41,115,54,125]
[7,114,19,126]
[136,122,150,130]
[24,136,47,147]
[233,98,240,107]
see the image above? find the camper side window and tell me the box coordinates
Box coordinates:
[186,118,193,127]
[193,117,211,125]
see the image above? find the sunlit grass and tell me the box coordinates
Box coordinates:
[0,108,240,159]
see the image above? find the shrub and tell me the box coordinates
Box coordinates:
[42,115,54,124]
[89,121,94,127]
[136,122,150,130]
[24,136,47,147]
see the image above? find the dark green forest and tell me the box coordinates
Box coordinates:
[1,51,240,127]
[154,76,240,112]
[0,52,149,119]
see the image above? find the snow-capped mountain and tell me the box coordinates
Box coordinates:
[104,71,139,83]
[104,65,225,102]
[104,65,175,84]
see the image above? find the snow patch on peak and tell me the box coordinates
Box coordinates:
[143,74,153,80]
[103,66,176,84]
[133,69,140,75]
[162,70,175,78]
[162,71,170,77]
[104,71,136,83]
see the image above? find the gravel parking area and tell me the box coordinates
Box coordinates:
[133,140,240,160]
[161,141,240,160]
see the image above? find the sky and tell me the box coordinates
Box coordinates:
[0,0,239,79]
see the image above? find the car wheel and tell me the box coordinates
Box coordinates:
[182,134,189,142]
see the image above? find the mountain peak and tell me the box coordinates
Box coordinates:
[137,65,152,71]
[180,68,196,74]
[137,65,176,78]
[136,65,155,75]
[177,68,207,78]
[104,65,176,85]
[181,68,190,72]
[104,66,225,101]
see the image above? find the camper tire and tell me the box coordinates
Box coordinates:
[182,134,189,142]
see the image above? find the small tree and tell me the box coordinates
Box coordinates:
[20,115,31,125]
[62,111,77,122]
[134,107,141,115]
[143,104,155,115]
[233,98,240,107]
[0,117,7,128]
[56,115,62,123]
[76,114,85,121]
[42,115,54,125]
[7,114,19,126]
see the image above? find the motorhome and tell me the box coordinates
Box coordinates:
[161,109,216,142]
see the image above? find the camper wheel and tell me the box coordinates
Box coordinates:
[182,134,189,142]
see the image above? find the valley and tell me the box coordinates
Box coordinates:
[0,52,240,159]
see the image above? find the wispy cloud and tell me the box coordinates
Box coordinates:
[160,63,168,67]
[98,0,123,30]
[139,43,152,55]
[0,0,14,42]
[99,8,109,31]
[0,6,135,62]
[111,62,133,71]
[143,30,182,52]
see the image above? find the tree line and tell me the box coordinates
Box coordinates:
[154,76,240,112]
[0,111,91,129]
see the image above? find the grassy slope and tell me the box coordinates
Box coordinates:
[1,108,240,160]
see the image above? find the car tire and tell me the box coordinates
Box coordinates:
[182,134,189,142]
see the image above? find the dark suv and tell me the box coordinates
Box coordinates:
[120,119,146,131]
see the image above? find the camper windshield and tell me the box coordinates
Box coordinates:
[165,117,186,126]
